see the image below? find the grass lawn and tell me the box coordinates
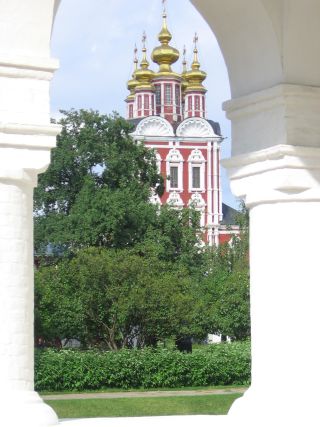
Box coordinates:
[45,394,242,418]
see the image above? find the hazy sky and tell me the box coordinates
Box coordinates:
[51,0,238,208]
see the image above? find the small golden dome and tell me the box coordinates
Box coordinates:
[135,32,155,91]
[151,11,180,76]
[185,33,207,92]
[126,45,139,101]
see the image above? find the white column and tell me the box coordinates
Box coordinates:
[0,2,61,424]
[0,165,59,427]
[223,84,320,426]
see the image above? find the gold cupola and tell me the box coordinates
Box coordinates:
[185,33,207,92]
[135,32,155,91]
[126,45,139,102]
[151,9,180,77]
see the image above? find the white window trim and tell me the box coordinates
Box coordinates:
[166,148,183,192]
[188,149,206,192]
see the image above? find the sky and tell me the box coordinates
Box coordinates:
[50,0,238,209]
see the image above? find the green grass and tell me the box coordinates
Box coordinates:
[45,394,242,418]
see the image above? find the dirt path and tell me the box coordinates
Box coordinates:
[42,387,247,401]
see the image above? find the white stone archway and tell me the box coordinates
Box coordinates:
[1,1,320,426]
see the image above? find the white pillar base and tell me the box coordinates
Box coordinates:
[229,387,320,427]
[1,391,58,427]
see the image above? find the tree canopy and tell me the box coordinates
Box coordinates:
[34,109,164,253]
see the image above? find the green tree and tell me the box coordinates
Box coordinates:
[35,247,200,349]
[195,203,251,341]
[34,109,163,254]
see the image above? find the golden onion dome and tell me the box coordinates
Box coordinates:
[185,33,207,93]
[135,32,155,91]
[151,11,180,76]
[126,46,139,102]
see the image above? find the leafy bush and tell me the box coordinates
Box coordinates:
[35,341,251,391]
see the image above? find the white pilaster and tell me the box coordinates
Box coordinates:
[223,83,320,426]
[212,140,220,225]
[207,141,213,231]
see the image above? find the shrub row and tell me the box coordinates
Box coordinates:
[35,341,251,392]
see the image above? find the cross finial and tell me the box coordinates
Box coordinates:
[142,31,147,48]
[162,0,167,14]
[193,32,198,49]
[134,44,138,61]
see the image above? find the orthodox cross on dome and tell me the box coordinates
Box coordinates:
[182,45,187,73]
[183,45,187,60]
[139,31,151,71]
[162,0,167,14]
[193,32,199,50]
[133,44,138,69]
[142,31,147,48]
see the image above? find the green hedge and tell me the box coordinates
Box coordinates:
[35,341,251,392]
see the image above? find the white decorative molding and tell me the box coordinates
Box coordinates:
[188,148,205,163]
[132,116,174,138]
[0,55,59,80]
[166,148,183,163]
[223,144,320,206]
[0,122,61,148]
[167,191,184,208]
[189,192,206,208]
[176,117,216,138]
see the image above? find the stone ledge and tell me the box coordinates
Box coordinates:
[0,55,59,80]
[59,415,229,427]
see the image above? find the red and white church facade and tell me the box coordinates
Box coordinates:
[125,11,237,246]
